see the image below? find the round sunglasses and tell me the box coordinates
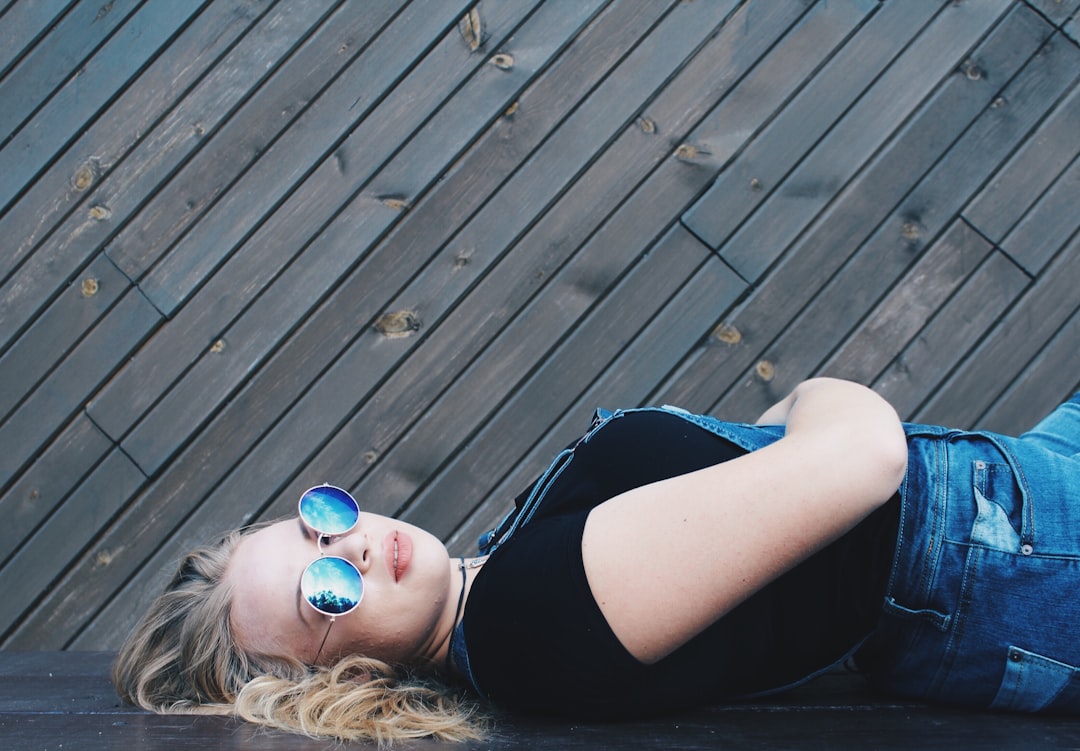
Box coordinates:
[298,484,364,662]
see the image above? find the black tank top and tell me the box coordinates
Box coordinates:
[460,410,899,718]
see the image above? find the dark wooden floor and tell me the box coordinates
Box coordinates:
[6,651,1080,751]
[1,0,1080,742]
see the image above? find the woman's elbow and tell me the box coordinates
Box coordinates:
[872,413,909,498]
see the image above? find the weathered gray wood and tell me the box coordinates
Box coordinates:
[87,0,528,457]
[0,0,141,145]
[1026,0,1080,25]
[978,306,1080,435]
[0,0,74,82]
[0,0,270,288]
[999,148,1080,275]
[103,0,407,286]
[873,250,1031,418]
[0,1,207,214]
[962,72,1080,243]
[681,0,940,255]
[823,221,999,387]
[707,3,1052,421]
[0,414,111,572]
[0,0,334,351]
[657,5,1074,419]
[101,0,589,478]
[0,447,145,644]
[915,231,1080,428]
[0,254,128,421]
[0,288,159,491]
[711,0,1012,282]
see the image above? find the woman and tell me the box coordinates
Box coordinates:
[113,378,1080,742]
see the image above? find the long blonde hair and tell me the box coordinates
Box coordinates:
[112,528,484,743]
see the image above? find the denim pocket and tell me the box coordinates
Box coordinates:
[970,461,1026,553]
[989,646,1080,712]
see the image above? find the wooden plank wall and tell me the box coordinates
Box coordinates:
[0,0,1078,652]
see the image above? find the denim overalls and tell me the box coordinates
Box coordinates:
[458,396,1080,712]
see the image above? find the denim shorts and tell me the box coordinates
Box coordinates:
[858,394,1080,712]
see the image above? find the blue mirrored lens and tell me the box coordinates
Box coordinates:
[302,556,363,615]
[299,485,359,535]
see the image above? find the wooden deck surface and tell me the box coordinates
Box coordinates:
[1,0,1080,744]
[6,651,1080,750]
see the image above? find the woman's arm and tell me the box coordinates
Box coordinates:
[580,378,907,664]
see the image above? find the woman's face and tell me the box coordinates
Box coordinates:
[226,512,457,667]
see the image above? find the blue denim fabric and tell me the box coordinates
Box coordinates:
[859,394,1080,712]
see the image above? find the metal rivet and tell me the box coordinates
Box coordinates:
[1020,543,1033,556]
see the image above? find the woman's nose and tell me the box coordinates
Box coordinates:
[325,528,372,574]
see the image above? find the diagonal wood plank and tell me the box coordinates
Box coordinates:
[0,0,337,350]
[0,0,271,288]
[0,1,209,214]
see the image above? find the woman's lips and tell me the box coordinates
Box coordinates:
[385,530,413,582]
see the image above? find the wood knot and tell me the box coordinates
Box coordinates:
[374,310,421,338]
[901,221,920,241]
[459,8,483,51]
[489,53,514,70]
[209,339,226,354]
[711,322,742,345]
[675,143,699,160]
[73,164,95,191]
[81,278,99,297]
[638,116,656,134]
[380,196,410,211]
[750,178,763,192]
[755,360,775,382]
[88,204,111,220]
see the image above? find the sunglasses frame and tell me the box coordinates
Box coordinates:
[297,484,364,662]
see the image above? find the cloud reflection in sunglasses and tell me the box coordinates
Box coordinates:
[300,486,359,535]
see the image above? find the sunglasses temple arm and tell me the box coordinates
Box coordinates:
[313,617,335,665]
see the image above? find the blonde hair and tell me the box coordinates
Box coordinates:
[112,528,484,743]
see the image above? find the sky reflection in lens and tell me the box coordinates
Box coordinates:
[302,556,363,615]
[299,485,359,535]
